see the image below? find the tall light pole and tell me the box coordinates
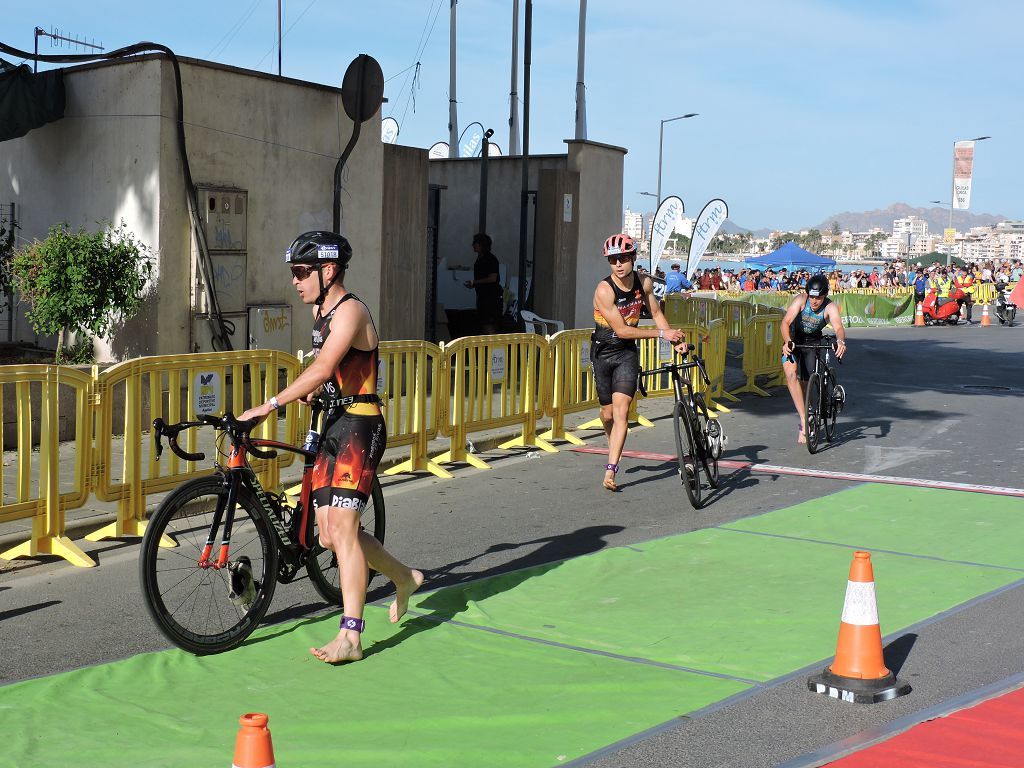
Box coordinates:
[946,135,990,265]
[656,113,697,204]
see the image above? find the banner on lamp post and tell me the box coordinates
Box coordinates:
[953,140,976,210]
[686,199,729,281]
[649,196,684,278]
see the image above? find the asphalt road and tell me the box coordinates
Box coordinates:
[2,324,1023,767]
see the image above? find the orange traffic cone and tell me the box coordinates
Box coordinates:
[232,713,276,768]
[914,302,925,326]
[807,551,911,704]
[980,303,991,327]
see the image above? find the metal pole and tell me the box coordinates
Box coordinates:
[656,120,665,204]
[574,0,587,140]
[947,140,954,267]
[34,27,43,73]
[508,0,520,155]
[479,129,493,233]
[448,0,459,157]
[277,0,282,76]
[517,0,532,317]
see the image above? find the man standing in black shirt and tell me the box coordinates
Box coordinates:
[464,232,503,334]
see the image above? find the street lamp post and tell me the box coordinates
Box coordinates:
[945,136,990,266]
[656,113,698,205]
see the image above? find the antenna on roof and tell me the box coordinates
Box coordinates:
[34,26,104,73]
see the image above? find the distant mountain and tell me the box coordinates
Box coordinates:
[808,203,1007,235]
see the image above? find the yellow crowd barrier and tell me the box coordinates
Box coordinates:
[87,351,302,545]
[433,333,555,470]
[729,314,786,397]
[719,299,754,344]
[379,340,451,479]
[703,318,737,411]
[539,329,598,446]
[973,282,1017,304]
[0,366,95,567]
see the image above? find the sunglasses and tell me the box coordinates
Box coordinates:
[606,254,634,265]
[290,264,318,280]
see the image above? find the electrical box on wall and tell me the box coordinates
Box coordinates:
[248,305,292,352]
[198,187,247,252]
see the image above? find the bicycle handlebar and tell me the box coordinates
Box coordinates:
[788,339,843,364]
[637,345,710,398]
[153,412,263,463]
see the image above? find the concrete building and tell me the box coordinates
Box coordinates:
[1,54,625,357]
[622,208,644,240]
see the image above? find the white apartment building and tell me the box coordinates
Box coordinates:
[623,208,644,240]
[675,216,695,238]
[893,215,928,239]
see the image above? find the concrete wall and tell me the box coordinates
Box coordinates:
[428,154,567,314]
[567,140,628,329]
[0,58,164,352]
[534,169,580,325]
[0,54,384,359]
[379,143,428,340]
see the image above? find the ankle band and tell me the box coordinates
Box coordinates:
[339,615,365,632]
[605,463,619,473]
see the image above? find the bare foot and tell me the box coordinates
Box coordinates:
[310,631,363,664]
[602,470,618,491]
[390,568,424,624]
[798,426,807,444]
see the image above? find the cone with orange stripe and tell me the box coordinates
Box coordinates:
[232,713,276,768]
[980,303,991,327]
[807,551,911,704]
[914,302,925,326]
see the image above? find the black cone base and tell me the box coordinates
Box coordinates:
[807,667,911,704]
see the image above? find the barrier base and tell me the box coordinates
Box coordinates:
[498,434,558,453]
[85,517,147,542]
[807,667,911,704]
[432,448,492,470]
[1,534,96,568]
[729,382,772,397]
[383,456,454,479]
[538,428,586,446]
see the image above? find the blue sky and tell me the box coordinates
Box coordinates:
[5,1,1021,230]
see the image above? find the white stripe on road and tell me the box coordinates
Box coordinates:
[570,447,1024,498]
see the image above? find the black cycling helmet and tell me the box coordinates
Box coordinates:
[285,230,353,268]
[285,231,352,307]
[806,274,829,298]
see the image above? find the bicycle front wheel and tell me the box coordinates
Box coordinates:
[306,477,387,606]
[139,475,279,655]
[804,372,822,454]
[823,375,838,442]
[674,400,703,509]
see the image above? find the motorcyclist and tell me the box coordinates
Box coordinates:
[994,279,1016,325]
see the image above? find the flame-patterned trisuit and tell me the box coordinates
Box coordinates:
[308,293,386,513]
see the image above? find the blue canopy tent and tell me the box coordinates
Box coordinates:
[745,241,836,272]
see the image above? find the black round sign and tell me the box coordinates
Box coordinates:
[341,54,384,124]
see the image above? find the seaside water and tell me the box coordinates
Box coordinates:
[650,256,883,273]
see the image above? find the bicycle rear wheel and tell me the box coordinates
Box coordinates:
[306,477,387,606]
[804,372,822,455]
[674,400,703,509]
[139,475,278,655]
[693,393,720,489]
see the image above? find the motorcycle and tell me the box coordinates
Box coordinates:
[994,282,1017,326]
[921,285,967,326]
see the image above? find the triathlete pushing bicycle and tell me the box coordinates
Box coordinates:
[592,233,687,490]
[780,274,848,444]
[240,231,423,664]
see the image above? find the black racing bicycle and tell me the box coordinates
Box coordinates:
[139,404,384,655]
[638,345,726,509]
[792,339,846,454]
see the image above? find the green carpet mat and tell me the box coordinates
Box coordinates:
[0,604,746,768]
[3,484,1022,768]
[722,484,1024,570]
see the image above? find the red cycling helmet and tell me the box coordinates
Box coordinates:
[603,233,637,258]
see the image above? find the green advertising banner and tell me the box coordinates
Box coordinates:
[726,292,915,327]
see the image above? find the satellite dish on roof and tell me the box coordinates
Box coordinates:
[381,117,399,144]
[340,54,384,124]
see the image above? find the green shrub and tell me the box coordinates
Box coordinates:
[12,220,154,360]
